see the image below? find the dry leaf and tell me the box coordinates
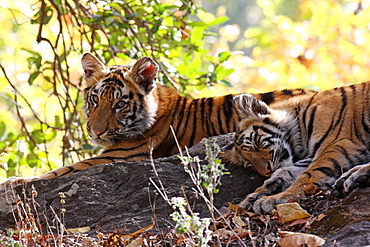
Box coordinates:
[127,237,143,247]
[231,229,250,240]
[233,215,246,227]
[244,211,256,217]
[213,228,233,240]
[275,202,311,224]
[278,231,325,247]
[316,214,326,221]
[227,202,244,215]
[66,226,91,234]
[287,217,311,227]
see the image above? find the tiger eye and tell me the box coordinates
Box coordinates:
[91,95,99,104]
[116,101,127,109]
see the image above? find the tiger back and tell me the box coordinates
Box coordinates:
[224,81,370,214]
[2,53,315,184]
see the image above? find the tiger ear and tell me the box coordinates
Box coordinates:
[81,52,108,87]
[233,94,269,118]
[129,57,159,94]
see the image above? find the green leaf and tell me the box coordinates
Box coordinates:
[0,142,5,151]
[7,157,17,170]
[28,71,40,85]
[218,51,231,63]
[190,26,204,44]
[31,129,45,144]
[26,153,39,168]
[55,115,63,128]
[208,16,229,26]
[44,129,57,142]
[0,122,5,137]
[202,181,209,189]
[197,10,215,24]
[218,80,234,88]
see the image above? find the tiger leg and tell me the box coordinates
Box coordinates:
[332,163,370,196]
[239,165,307,210]
[251,147,356,214]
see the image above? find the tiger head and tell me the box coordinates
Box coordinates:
[224,94,298,176]
[81,53,159,147]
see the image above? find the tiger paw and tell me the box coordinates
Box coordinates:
[332,163,370,197]
[238,191,263,210]
[252,193,296,214]
[238,173,292,211]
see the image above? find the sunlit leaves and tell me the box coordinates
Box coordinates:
[236,0,370,93]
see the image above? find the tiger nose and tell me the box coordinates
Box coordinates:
[92,129,105,136]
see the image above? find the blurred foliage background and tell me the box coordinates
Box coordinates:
[0,0,370,179]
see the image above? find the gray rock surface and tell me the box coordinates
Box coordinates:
[309,187,370,247]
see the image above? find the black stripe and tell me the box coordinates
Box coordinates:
[206,98,216,136]
[300,94,316,133]
[169,97,184,129]
[262,117,281,129]
[217,100,225,134]
[361,110,370,134]
[332,87,347,130]
[259,125,280,137]
[313,119,333,153]
[199,98,206,128]
[77,161,94,166]
[281,89,294,96]
[333,145,353,166]
[312,166,334,177]
[260,92,274,105]
[124,153,149,160]
[306,105,318,144]
[223,94,234,132]
[189,99,199,147]
[174,98,188,140]
[60,166,76,177]
[102,144,147,153]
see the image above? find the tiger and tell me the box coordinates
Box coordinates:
[222,81,370,214]
[1,52,314,186]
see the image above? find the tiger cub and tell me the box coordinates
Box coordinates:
[223,82,370,214]
[2,53,313,185]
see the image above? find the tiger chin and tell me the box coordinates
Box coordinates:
[222,82,370,214]
[1,53,315,189]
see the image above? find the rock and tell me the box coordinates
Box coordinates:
[1,133,370,247]
[0,134,266,235]
[309,187,370,247]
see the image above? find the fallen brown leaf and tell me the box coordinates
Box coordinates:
[66,226,91,234]
[275,202,311,224]
[227,202,244,215]
[278,231,325,247]
[316,214,326,221]
[213,228,233,240]
[233,215,246,227]
[126,237,143,247]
